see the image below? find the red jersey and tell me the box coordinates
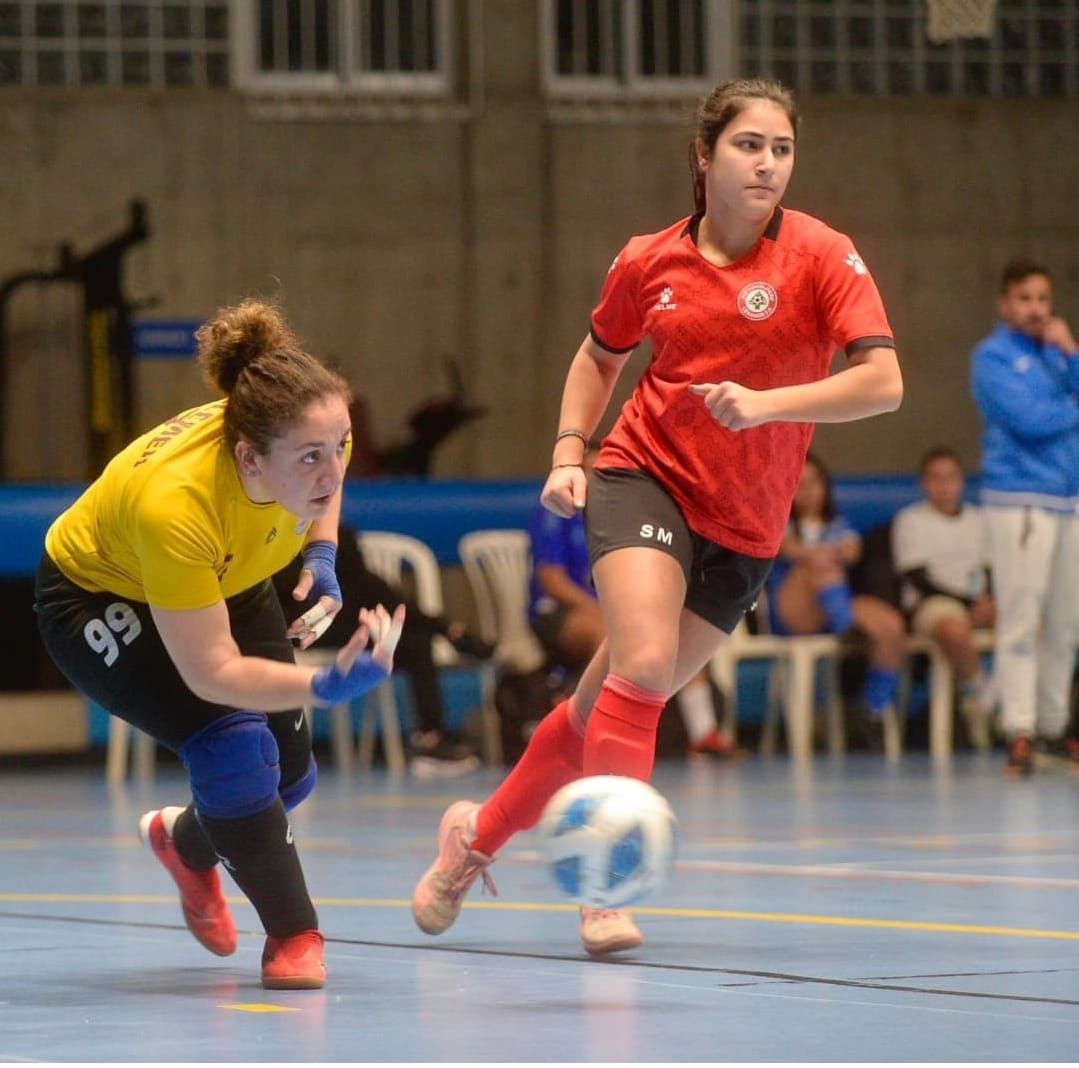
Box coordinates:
[591,207,895,558]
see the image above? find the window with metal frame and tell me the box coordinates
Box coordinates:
[543,0,735,97]
[0,1,230,88]
[237,0,453,94]
[737,0,1077,98]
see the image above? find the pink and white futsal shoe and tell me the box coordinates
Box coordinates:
[411,800,497,935]
[579,907,643,956]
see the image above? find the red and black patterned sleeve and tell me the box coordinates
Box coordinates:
[814,229,895,356]
[590,243,645,355]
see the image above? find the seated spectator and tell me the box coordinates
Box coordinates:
[274,523,494,778]
[892,446,995,748]
[768,454,906,752]
[528,444,739,761]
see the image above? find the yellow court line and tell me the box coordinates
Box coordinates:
[217,1004,299,1014]
[3,892,1077,942]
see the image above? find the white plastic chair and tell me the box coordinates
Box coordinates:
[105,719,157,783]
[358,531,501,765]
[708,590,845,761]
[904,628,995,760]
[296,645,406,775]
[458,529,546,677]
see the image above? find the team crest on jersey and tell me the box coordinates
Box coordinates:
[737,281,777,321]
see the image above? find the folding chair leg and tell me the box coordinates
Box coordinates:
[356,682,405,773]
[358,695,377,768]
[106,717,129,784]
[760,661,785,757]
[329,703,354,774]
[478,664,502,766]
[825,660,845,755]
[785,648,815,761]
[708,652,738,742]
[377,682,406,773]
[928,646,955,761]
[132,729,156,781]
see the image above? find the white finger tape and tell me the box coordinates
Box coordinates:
[306,613,334,642]
[298,603,328,629]
[369,612,404,656]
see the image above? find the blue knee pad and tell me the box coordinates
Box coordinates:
[280,756,318,812]
[180,711,281,821]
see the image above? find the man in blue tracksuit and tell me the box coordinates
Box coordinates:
[970,257,1079,775]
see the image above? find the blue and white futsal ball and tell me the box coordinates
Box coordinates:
[538,775,677,908]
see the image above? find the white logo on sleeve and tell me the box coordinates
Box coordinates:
[655,285,677,311]
[639,523,674,545]
[845,251,867,275]
[737,281,777,321]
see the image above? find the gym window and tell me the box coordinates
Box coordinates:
[738,0,1078,98]
[542,0,735,98]
[0,1,231,88]
[235,0,453,94]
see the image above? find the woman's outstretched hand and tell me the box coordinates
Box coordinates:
[309,603,407,706]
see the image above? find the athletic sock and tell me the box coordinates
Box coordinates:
[171,803,220,870]
[675,676,719,744]
[471,697,586,857]
[197,801,318,937]
[583,674,667,781]
[816,582,854,634]
[862,665,899,717]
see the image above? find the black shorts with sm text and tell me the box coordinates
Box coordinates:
[585,467,775,634]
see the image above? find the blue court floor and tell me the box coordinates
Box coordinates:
[0,753,1076,1062]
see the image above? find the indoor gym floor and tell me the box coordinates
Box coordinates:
[0,754,1076,1062]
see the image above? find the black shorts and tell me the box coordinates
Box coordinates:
[585,467,774,634]
[34,555,311,783]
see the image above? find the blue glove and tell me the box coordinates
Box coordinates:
[300,539,341,606]
[291,540,342,644]
[310,653,389,705]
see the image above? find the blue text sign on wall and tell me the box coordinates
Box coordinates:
[133,320,201,359]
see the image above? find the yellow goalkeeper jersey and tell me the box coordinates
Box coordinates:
[46,400,316,610]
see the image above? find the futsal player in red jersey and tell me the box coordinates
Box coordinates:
[412,78,903,955]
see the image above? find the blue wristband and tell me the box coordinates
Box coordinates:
[310,652,389,705]
[301,539,341,605]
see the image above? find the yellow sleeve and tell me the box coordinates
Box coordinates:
[133,493,224,610]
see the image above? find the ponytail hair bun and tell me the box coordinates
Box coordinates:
[196,298,300,395]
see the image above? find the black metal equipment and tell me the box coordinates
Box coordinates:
[0,199,150,478]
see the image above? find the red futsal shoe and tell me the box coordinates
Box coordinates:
[262,930,326,990]
[139,808,237,957]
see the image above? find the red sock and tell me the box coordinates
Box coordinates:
[583,674,666,781]
[471,697,586,856]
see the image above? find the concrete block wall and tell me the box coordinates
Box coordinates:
[1,6,1075,482]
